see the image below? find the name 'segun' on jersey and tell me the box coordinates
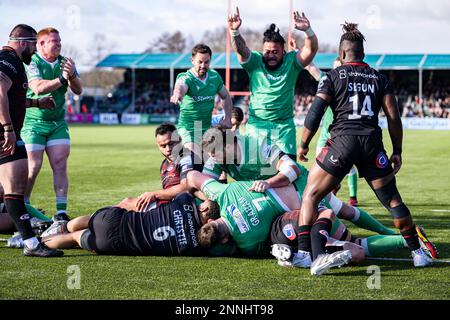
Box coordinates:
[318,62,394,137]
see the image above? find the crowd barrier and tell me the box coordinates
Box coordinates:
[67,113,450,130]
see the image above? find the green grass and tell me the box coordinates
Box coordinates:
[1,125,449,300]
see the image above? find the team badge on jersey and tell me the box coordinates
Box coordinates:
[227,204,250,234]
[375,152,389,169]
[282,224,296,241]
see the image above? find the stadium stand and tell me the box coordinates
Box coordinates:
[75,53,450,121]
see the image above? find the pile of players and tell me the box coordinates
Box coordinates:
[0,8,438,275]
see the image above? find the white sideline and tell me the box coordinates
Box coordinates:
[366,257,450,264]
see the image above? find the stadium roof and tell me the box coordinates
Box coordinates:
[97,53,450,70]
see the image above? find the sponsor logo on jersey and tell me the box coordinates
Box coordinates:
[339,69,346,79]
[227,203,250,234]
[191,95,215,102]
[0,59,17,74]
[347,71,378,79]
[375,152,389,169]
[265,73,287,81]
[282,224,296,240]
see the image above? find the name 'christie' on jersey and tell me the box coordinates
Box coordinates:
[120,193,203,256]
[317,62,394,137]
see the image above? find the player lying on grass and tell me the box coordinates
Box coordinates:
[40,193,219,256]
[119,123,194,212]
[187,171,437,274]
[201,127,399,238]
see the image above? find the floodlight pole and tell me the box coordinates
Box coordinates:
[288,0,293,51]
[226,0,231,91]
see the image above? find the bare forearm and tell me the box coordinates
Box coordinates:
[298,34,318,67]
[30,79,62,95]
[0,93,11,125]
[69,77,82,95]
[230,34,250,63]
[388,118,403,154]
[154,182,189,201]
[265,173,291,188]
[222,93,232,121]
[300,127,316,147]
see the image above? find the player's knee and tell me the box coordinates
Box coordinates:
[28,159,43,176]
[51,157,68,172]
[373,178,400,209]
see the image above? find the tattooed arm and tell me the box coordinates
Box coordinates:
[227,6,251,63]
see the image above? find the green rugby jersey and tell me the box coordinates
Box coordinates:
[203,133,283,180]
[25,53,69,121]
[201,180,287,256]
[241,50,303,121]
[203,133,309,186]
[176,69,224,132]
[317,107,334,148]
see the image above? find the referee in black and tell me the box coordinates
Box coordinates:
[0,24,61,257]
[297,22,432,275]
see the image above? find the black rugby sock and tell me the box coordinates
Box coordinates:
[311,218,333,260]
[297,225,312,253]
[4,194,35,240]
[401,225,421,251]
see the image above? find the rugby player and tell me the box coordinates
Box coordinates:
[297,22,433,272]
[0,24,61,257]
[187,171,435,274]
[170,44,232,171]
[41,193,219,256]
[228,7,318,159]
[306,59,359,206]
[22,27,83,223]
[201,127,396,237]
[118,123,194,212]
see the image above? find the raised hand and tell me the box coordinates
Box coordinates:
[60,57,76,80]
[293,11,311,31]
[228,6,242,30]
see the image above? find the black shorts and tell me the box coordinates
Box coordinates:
[316,135,393,181]
[80,206,127,254]
[270,211,300,247]
[0,141,27,165]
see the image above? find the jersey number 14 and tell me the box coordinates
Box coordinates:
[348,94,374,119]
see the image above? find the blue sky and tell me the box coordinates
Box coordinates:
[0,0,449,70]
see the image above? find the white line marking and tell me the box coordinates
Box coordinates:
[430,209,450,212]
[367,257,450,264]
